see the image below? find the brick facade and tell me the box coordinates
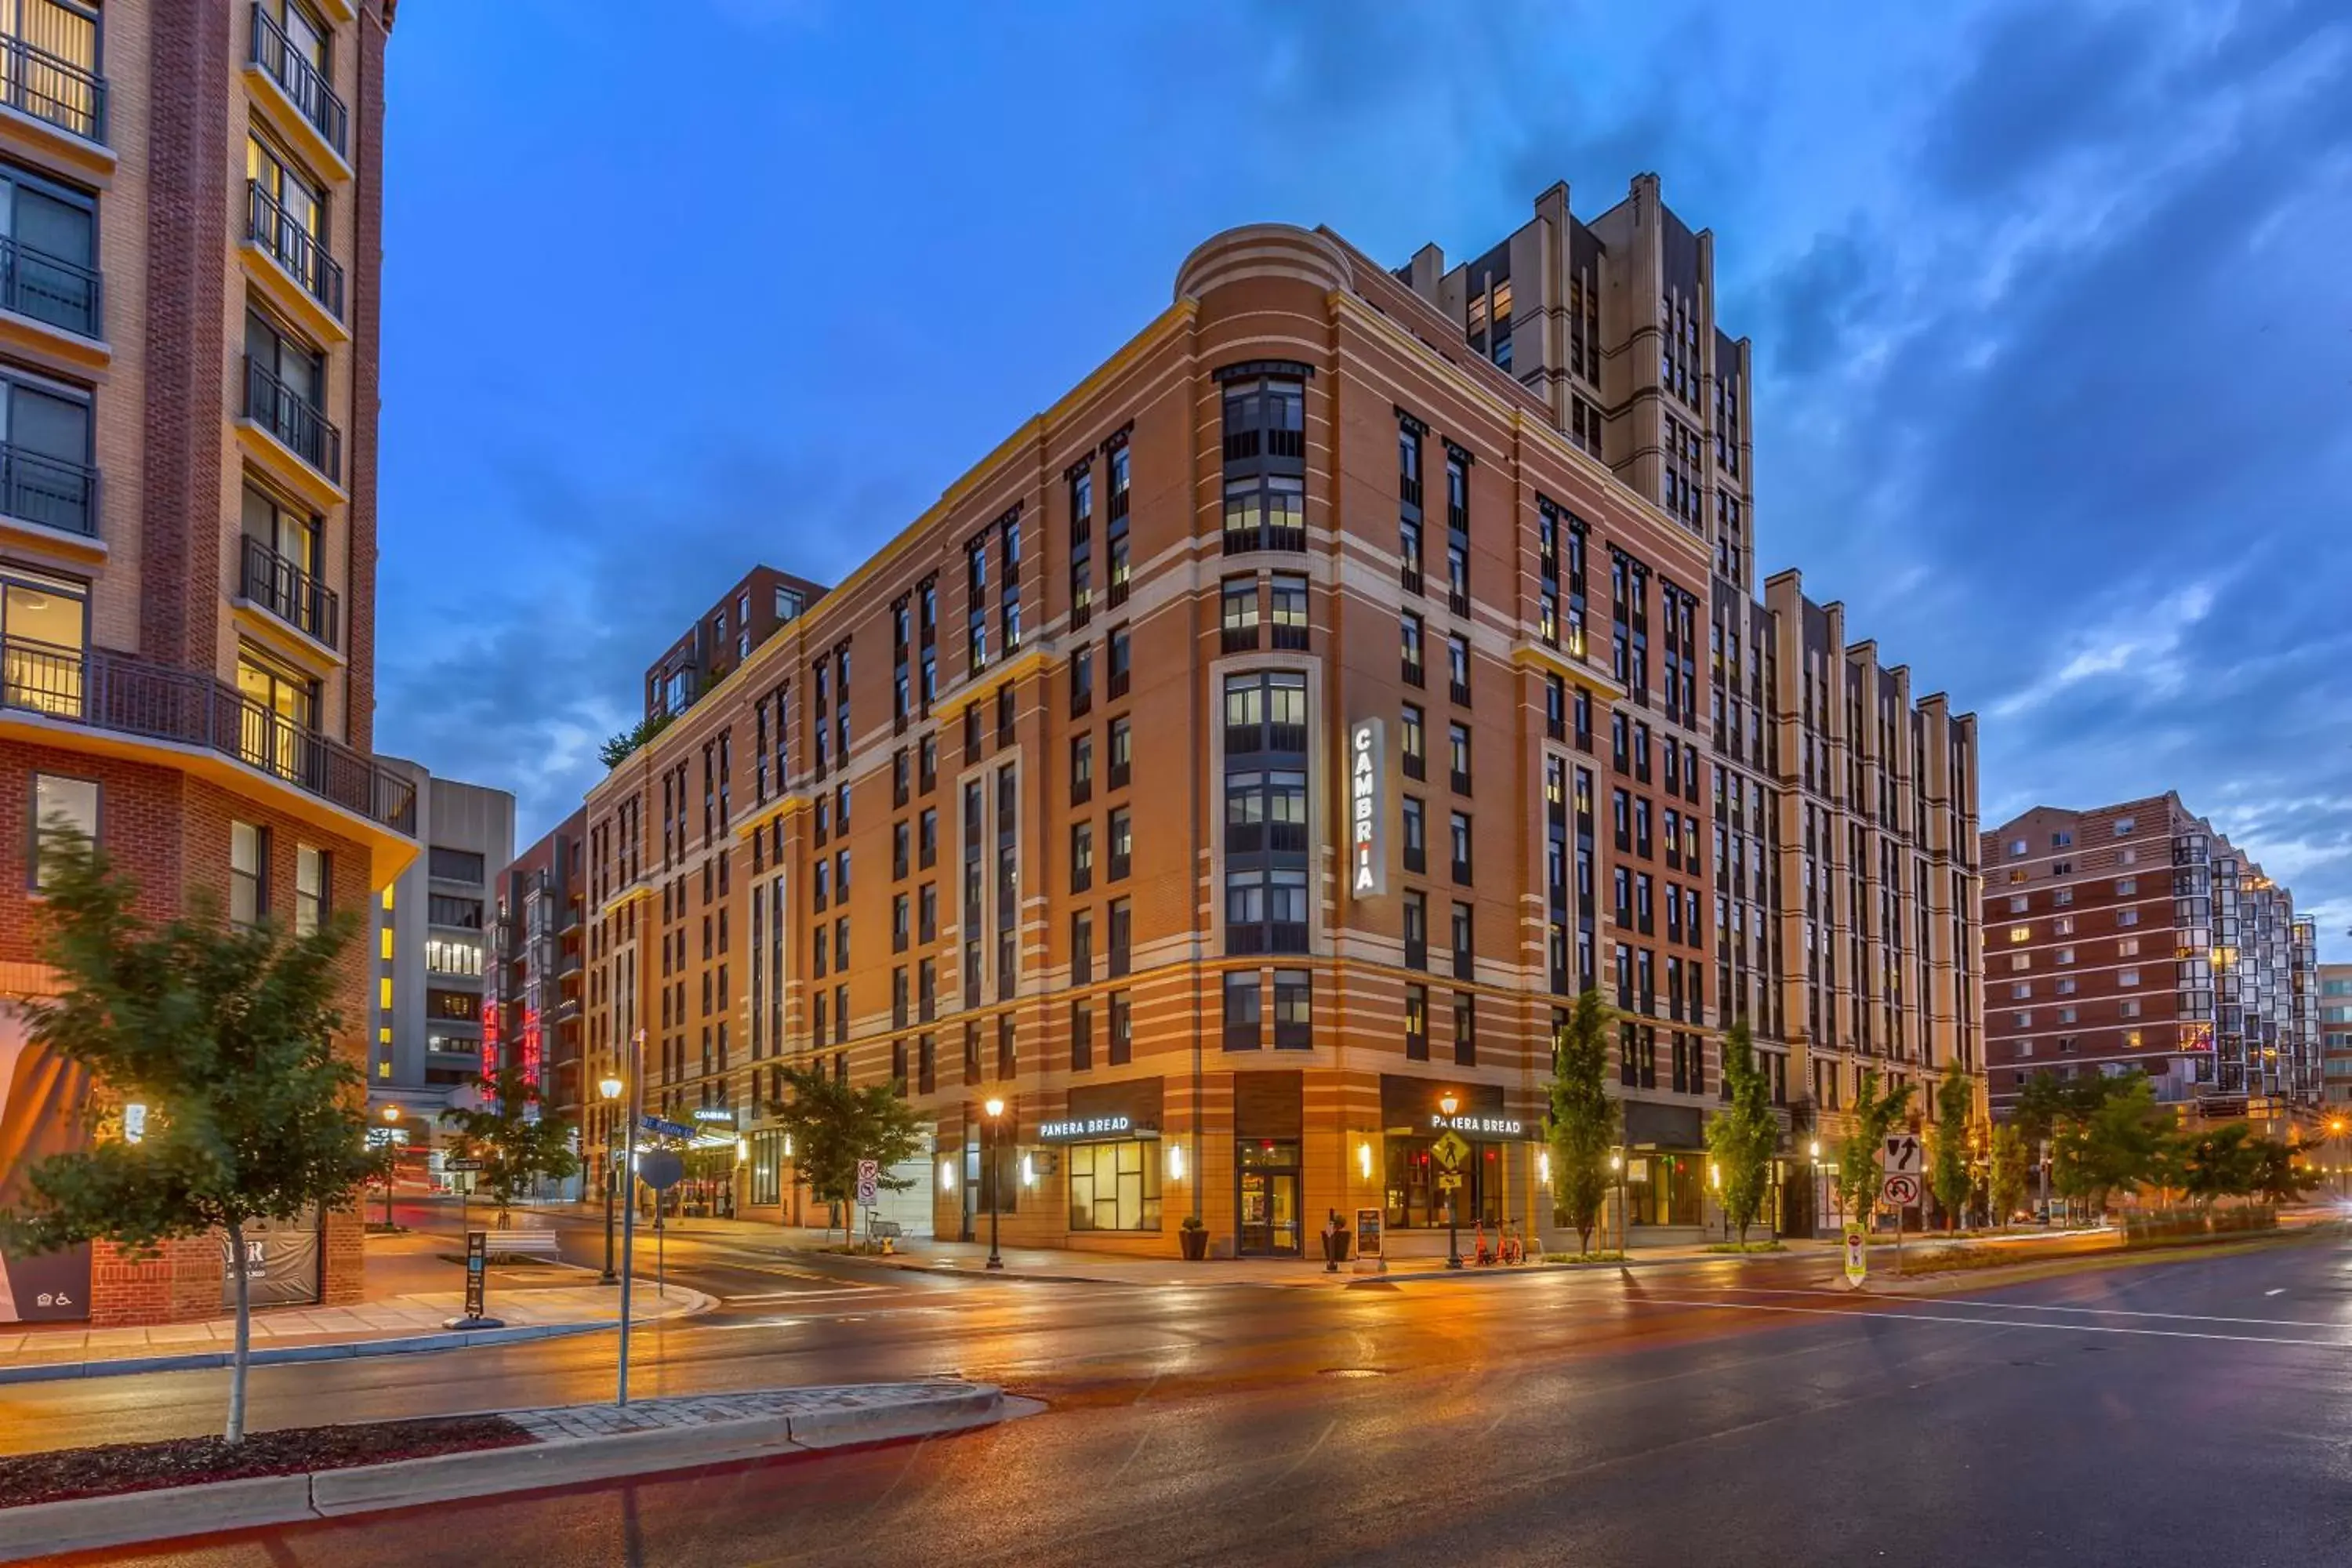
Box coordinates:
[0,1,407,1324]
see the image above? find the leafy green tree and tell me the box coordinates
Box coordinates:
[1544,990,1617,1254]
[1704,1020,1777,1244]
[2051,1076,2172,1215]
[1927,1072,1975,1230]
[0,832,383,1443]
[766,1063,926,1240]
[1988,1123,2031,1226]
[599,710,673,771]
[438,1062,579,1227]
[1835,1069,1915,1224]
[2248,1136,2318,1206]
[2176,1122,2257,1207]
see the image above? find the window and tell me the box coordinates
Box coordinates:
[1273,970,1312,1049]
[2115,877,2136,895]
[1070,732,1094,805]
[1223,971,1261,1051]
[1404,984,1428,1059]
[28,771,96,887]
[2114,817,2135,836]
[0,162,98,339]
[1068,1138,1161,1232]
[2119,968,2141,987]
[1448,723,1472,793]
[427,846,485,883]
[244,308,335,478]
[1108,807,1132,880]
[1108,716,1132,790]
[1452,990,1476,1065]
[1446,635,1471,706]
[246,134,336,314]
[1070,822,1093,893]
[1221,575,1260,652]
[0,566,88,707]
[1451,901,1473,980]
[2116,908,2140,927]
[1401,612,1425,685]
[1403,891,1428,971]
[1401,796,1426,874]
[1401,704,1426,780]
[1450,811,1472,883]
[230,821,268,927]
[1270,574,1308,649]
[292,844,328,936]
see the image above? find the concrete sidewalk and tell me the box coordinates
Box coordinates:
[541,1203,2102,1289]
[0,1381,1010,1562]
[0,1232,712,1383]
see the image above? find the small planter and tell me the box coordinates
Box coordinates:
[1179,1225,1209,1261]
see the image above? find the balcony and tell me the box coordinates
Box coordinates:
[0,439,96,538]
[243,356,341,485]
[249,4,348,162]
[1449,679,1471,707]
[1221,622,1260,655]
[0,32,106,146]
[247,182,344,321]
[240,535,340,650]
[0,233,99,339]
[1271,622,1309,652]
[1,638,415,832]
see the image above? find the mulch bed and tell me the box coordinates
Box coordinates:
[0,1415,535,1508]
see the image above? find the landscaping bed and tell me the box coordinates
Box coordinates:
[0,1415,534,1508]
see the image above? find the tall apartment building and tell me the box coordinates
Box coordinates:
[2323,964,2352,1109]
[486,808,586,1183]
[643,565,826,724]
[1406,187,1982,1233]
[1981,795,2321,1129]
[575,176,1979,1259]
[0,0,405,1324]
[367,761,513,1126]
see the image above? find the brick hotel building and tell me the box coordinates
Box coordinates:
[576,177,1982,1258]
[1982,795,2321,1129]
[0,0,408,1323]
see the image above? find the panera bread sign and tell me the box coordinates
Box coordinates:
[1350,719,1385,897]
[1036,1115,1159,1143]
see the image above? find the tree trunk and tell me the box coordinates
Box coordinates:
[226,1218,252,1443]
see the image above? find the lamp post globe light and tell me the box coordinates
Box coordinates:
[597,1069,626,1286]
[1439,1091,1461,1270]
[983,1097,1007,1270]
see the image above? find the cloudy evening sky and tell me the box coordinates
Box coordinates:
[372,0,2352,956]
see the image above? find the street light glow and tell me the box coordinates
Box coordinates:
[1439,1091,1459,1117]
[598,1073,624,1102]
[984,1096,1005,1120]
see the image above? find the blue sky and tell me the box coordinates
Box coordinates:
[371,0,2352,956]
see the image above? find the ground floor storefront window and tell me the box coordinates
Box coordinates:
[1238,1139,1301,1255]
[1068,1138,1161,1232]
[750,1131,783,1207]
[1385,1138,1504,1229]
[1624,1150,1704,1227]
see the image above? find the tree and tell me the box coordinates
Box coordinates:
[1927,1072,1974,1231]
[0,832,383,1443]
[1835,1069,1915,1225]
[2051,1076,2172,1216]
[1545,990,1617,1254]
[2247,1136,2318,1206]
[2176,1122,2258,1207]
[1988,1123,2031,1226]
[437,1062,579,1227]
[2014,1069,2150,1221]
[599,710,673,771]
[766,1064,925,1241]
[1704,1020,1777,1244]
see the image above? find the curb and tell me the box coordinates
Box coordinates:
[0,1383,1003,1563]
[0,1283,718,1386]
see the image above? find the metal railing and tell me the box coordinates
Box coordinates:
[244,355,342,482]
[0,31,106,143]
[247,182,344,318]
[0,232,99,337]
[240,534,340,648]
[1,637,414,832]
[249,2,347,158]
[0,438,96,535]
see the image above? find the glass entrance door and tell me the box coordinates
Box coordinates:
[1236,1140,1301,1256]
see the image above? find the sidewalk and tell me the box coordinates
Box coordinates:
[546,1204,2096,1290]
[0,1231,711,1383]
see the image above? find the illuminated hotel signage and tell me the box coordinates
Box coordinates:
[1349,718,1385,897]
[1036,1115,1158,1144]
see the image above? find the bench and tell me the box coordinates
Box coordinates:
[866,1218,904,1241]
[481,1230,563,1260]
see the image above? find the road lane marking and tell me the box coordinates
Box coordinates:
[1656,1283,2350,1330]
[1635,1295,2352,1348]
[2267,1288,2286,1296]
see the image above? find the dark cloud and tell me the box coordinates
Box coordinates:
[373,445,916,842]
[1757,227,1881,377]
[1915,1,2169,201]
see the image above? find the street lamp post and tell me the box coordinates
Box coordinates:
[1440,1091,1462,1269]
[983,1098,1006,1270]
[379,1105,401,1227]
[1610,1149,1625,1254]
[1808,1140,1821,1239]
[616,1029,644,1407]
[597,1070,625,1285]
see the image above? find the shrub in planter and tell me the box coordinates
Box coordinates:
[1179,1214,1209,1260]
